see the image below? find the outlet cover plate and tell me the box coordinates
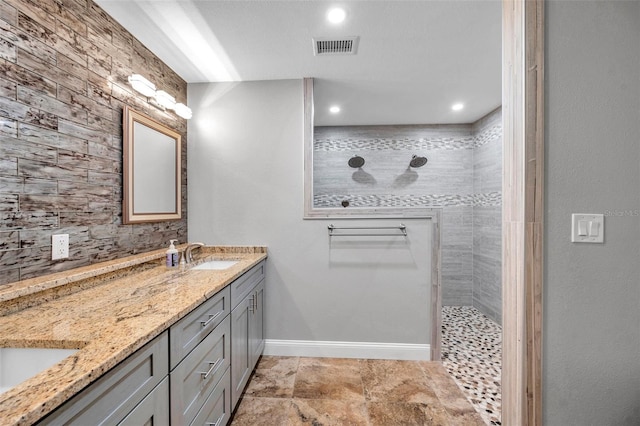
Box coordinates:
[52,234,69,260]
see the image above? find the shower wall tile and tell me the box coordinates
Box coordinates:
[472,109,502,323]
[472,252,502,324]
[314,111,502,310]
[313,141,473,198]
[314,125,476,300]
[0,0,188,285]
[441,206,473,305]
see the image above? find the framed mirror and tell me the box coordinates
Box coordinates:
[123,106,181,224]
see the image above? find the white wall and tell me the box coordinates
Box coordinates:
[545,1,640,424]
[188,80,433,357]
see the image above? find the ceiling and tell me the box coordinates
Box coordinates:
[95,0,502,126]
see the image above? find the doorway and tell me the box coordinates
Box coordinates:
[431,1,545,425]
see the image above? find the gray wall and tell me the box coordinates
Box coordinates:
[0,0,188,285]
[545,1,640,425]
[472,110,502,323]
[187,80,433,347]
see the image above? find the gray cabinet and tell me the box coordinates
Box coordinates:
[231,292,251,408]
[230,262,265,408]
[170,315,231,425]
[249,280,265,368]
[191,367,232,426]
[119,377,169,426]
[170,287,230,370]
[39,332,169,425]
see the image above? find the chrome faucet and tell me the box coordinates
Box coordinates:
[183,242,205,264]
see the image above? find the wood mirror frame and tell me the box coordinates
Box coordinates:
[122,106,182,224]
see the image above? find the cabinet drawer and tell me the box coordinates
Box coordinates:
[39,331,168,425]
[170,286,230,369]
[118,377,169,426]
[230,261,265,309]
[190,367,231,426]
[171,315,230,425]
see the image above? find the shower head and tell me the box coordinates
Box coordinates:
[348,155,365,168]
[409,155,428,168]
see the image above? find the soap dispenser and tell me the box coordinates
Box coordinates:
[166,240,179,268]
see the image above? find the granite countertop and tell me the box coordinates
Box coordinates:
[0,246,267,425]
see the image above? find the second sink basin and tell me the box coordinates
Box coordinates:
[0,347,78,395]
[192,260,239,270]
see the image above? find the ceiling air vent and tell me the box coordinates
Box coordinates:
[313,36,359,56]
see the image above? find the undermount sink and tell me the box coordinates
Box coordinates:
[191,260,239,270]
[0,347,78,395]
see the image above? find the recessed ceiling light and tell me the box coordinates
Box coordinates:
[329,105,341,114]
[327,7,346,24]
[452,103,464,111]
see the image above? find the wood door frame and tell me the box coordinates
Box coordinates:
[502,0,544,425]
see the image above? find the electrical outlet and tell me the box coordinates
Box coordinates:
[52,234,69,260]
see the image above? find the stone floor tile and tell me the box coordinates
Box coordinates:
[293,357,364,401]
[367,401,451,426]
[362,359,440,404]
[288,398,369,425]
[230,397,292,425]
[244,356,299,398]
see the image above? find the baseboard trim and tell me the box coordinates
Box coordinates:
[263,339,430,361]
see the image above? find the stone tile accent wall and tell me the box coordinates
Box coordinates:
[313,109,502,313]
[0,0,188,286]
[472,109,502,323]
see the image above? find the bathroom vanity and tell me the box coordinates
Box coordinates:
[0,246,266,425]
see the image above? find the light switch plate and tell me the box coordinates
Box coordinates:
[571,214,604,243]
[52,234,69,260]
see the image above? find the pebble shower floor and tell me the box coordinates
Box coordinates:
[441,306,502,425]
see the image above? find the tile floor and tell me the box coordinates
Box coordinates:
[230,356,486,425]
[441,306,502,425]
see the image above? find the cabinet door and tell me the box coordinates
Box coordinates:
[171,315,230,426]
[230,261,265,310]
[230,294,251,409]
[118,377,169,426]
[190,367,231,426]
[39,332,168,425]
[170,286,230,370]
[249,280,265,369]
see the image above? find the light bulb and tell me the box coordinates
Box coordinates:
[128,74,156,97]
[327,8,346,24]
[174,103,193,119]
[155,90,176,110]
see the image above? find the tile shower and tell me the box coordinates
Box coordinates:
[313,108,503,423]
[313,107,502,322]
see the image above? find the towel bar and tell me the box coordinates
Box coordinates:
[327,224,407,237]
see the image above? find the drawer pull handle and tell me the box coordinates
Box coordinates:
[249,295,255,313]
[200,357,221,380]
[200,311,222,328]
[205,414,224,426]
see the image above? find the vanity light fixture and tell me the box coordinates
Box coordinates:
[128,74,156,97]
[451,103,464,111]
[174,103,193,119]
[155,90,176,110]
[329,105,341,114]
[127,74,192,119]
